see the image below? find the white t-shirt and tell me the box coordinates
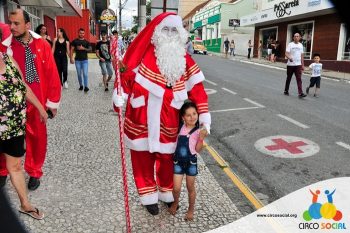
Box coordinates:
[309,63,323,77]
[286,42,303,66]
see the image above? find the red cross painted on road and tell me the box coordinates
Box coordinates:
[265,138,307,154]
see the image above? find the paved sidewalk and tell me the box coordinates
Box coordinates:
[210,52,350,82]
[4,59,242,233]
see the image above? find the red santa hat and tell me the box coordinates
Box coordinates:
[0,22,11,42]
[122,12,181,72]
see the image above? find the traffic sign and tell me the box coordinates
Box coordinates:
[254,135,320,158]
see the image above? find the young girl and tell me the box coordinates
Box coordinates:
[169,101,208,221]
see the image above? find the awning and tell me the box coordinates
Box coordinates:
[190,26,201,33]
[18,0,82,17]
[18,0,63,8]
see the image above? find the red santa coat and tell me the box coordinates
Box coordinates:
[120,44,211,153]
[0,31,61,178]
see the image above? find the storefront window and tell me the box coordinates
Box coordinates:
[290,23,314,59]
[260,27,278,59]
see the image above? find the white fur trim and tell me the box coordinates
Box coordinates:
[147,93,162,153]
[2,30,43,56]
[158,191,174,203]
[140,192,158,205]
[46,100,60,109]
[132,65,139,73]
[185,71,205,91]
[124,135,149,151]
[124,134,177,153]
[170,99,184,109]
[173,89,188,101]
[135,73,164,98]
[160,15,183,28]
[199,112,211,125]
[130,94,145,108]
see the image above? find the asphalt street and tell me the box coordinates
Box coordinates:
[193,54,350,206]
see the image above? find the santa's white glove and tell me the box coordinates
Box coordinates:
[203,123,211,134]
[112,89,125,107]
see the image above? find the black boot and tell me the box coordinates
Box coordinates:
[0,176,7,188]
[28,177,40,191]
[145,204,159,215]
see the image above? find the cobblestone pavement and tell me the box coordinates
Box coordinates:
[4,59,243,233]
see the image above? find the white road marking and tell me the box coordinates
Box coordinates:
[240,60,286,71]
[222,87,237,95]
[336,142,350,151]
[277,114,310,129]
[205,88,217,95]
[243,98,265,108]
[204,79,218,86]
[322,77,340,82]
[211,106,260,113]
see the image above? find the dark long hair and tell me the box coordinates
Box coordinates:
[35,24,47,35]
[179,100,200,129]
[58,28,69,42]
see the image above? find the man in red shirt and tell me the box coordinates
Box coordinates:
[0,9,61,190]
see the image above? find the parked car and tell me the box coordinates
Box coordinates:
[193,40,207,55]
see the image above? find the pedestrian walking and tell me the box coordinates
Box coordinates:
[0,48,47,220]
[271,39,276,62]
[0,9,62,190]
[52,28,70,89]
[96,31,113,91]
[306,53,323,97]
[70,28,91,92]
[230,39,235,56]
[258,40,262,59]
[223,38,229,58]
[247,39,253,59]
[35,24,52,47]
[186,37,194,55]
[168,101,208,221]
[113,12,211,216]
[284,32,307,98]
[112,30,124,57]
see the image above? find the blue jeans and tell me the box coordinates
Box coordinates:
[75,60,88,87]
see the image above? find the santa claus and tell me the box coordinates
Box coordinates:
[113,12,211,215]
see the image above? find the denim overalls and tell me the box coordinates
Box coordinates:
[173,126,199,176]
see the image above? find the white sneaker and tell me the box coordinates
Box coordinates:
[64,82,68,89]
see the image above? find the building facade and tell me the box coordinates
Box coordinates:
[191,0,256,54]
[57,0,109,50]
[241,0,350,72]
[0,0,82,40]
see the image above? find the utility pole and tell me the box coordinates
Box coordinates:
[119,0,122,34]
[163,0,166,12]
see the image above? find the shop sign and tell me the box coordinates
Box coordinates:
[100,9,116,23]
[229,19,240,27]
[274,0,299,18]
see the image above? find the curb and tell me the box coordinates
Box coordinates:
[208,52,350,83]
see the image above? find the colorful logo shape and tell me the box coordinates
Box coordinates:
[303,189,343,221]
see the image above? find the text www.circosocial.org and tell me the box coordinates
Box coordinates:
[257,213,298,218]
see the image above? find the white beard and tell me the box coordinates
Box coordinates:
[152,32,186,87]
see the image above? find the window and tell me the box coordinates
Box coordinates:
[24,6,41,31]
[289,22,314,59]
[260,27,278,58]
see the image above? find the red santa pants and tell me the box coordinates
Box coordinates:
[0,106,47,178]
[130,150,174,205]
